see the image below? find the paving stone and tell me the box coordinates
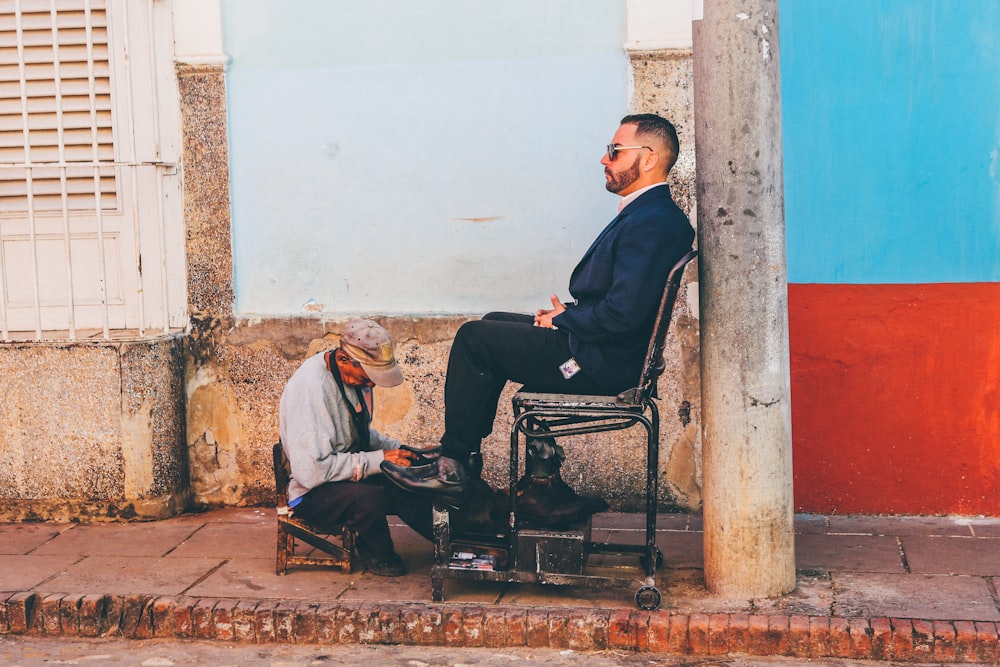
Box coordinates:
[834,572,1000,622]
[869,616,892,660]
[58,594,82,637]
[793,514,829,535]
[749,572,833,617]
[34,556,223,597]
[795,534,904,573]
[184,557,353,600]
[707,612,730,655]
[961,519,1000,538]
[232,600,260,643]
[165,507,274,525]
[827,515,977,537]
[786,614,811,657]
[591,512,692,531]
[847,617,872,659]
[482,607,509,648]
[40,593,63,636]
[890,618,915,660]
[30,523,197,557]
[687,612,709,654]
[497,580,637,609]
[164,521,275,559]
[0,555,79,591]
[808,616,831,658]
[903,535,1000,575]
[665,613,689,654]
[590,525,703,570]
[0,523,67,555]
[77,595,105,637]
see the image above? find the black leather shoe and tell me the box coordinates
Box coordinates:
[383,459,437,478]
[511,475,586,528]
[550,475,609,515]
[401,443,442,466]
[450,477,508,538]
[382,456,467,508]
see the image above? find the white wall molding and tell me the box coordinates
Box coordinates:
[626,0,693,50]
[172,0,228,66]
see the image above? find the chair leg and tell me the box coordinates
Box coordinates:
[276,524,290,575]
[431,503,451,602]
[341,526,356,572]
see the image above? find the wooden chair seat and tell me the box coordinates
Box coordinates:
[273,442,355,575]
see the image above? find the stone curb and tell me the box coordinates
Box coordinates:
[2,592,999,663]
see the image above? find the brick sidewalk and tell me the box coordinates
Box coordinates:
[2,508,999,662]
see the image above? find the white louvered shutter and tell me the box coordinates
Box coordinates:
[0,0,182,338]
[0,0,116,214]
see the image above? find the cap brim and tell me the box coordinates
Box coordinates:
[362,361,404,388]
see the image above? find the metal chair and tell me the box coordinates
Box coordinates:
[273,442,355,575]
[429,250,698,609]
[508,248,698,607]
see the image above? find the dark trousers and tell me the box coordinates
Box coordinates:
[292,477,432,560]
[439,312,612,461]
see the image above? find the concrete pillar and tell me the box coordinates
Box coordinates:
[692,0,795,596]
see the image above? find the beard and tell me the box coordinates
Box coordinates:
[604,156,642,194]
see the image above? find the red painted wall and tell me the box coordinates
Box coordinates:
[788,283,1000,515]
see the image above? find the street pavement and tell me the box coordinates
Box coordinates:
[0,636,976,666]
[1,508,999,663]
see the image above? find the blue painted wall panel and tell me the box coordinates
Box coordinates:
[221,0,629,316]
[781,0,1000,284]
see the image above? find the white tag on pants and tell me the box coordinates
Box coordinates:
[559,357,582,380]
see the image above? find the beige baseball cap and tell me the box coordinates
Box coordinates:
[339,319,404,387]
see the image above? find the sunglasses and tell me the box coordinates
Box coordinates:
[606,143,653,161]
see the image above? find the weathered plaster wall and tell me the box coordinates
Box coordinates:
[178,49,704,513]
[629,49,702,509]
[184,313,699,511]
[0,336,189,521]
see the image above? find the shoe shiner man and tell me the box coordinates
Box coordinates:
[279,319,431,576]
[383,114,695,525]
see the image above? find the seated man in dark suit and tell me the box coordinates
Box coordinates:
[384,114,695,518]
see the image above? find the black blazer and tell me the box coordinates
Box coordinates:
[553,184,695,392]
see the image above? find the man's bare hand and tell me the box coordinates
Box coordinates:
[534,294,566,328]
[383,449,417,467]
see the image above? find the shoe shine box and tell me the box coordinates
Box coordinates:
[515,516,591,575]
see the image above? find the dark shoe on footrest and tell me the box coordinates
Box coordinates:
[381,456,467,508]
[550,475,610,515]
[450,477,508,538]
[510,475,586,527]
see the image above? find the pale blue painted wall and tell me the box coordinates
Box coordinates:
[221,0,629,315]
[781,0,1000,284]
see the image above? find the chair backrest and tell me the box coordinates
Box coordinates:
[273,441,290,504]
[617,249,698,404]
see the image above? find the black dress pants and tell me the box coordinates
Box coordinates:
[293,477,432,560]
[439,312,613,462]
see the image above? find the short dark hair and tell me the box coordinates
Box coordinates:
[620,113,679,173]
